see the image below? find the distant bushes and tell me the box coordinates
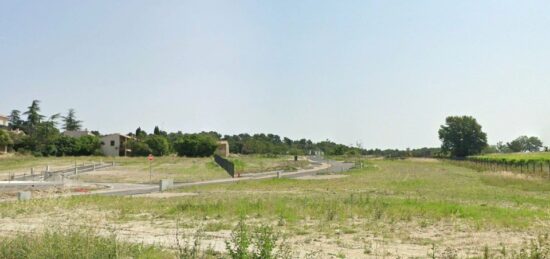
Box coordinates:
[126,139,153,156]
[0,129,13,149]
[54,135,101,156]
[173,134,218,157]
[15,134,101,157]
[145,135,170,156]
[126,135,170,157]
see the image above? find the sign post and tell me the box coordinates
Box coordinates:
[147,154,154,183]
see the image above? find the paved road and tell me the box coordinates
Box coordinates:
[92,157,354,196]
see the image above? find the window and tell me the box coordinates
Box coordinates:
[110,140,115,146]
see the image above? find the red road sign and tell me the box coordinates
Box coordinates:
[147,154,154,161]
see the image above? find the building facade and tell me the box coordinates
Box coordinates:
[0,115,8,128]
[100,134,132,157]
[216,141,230,157]
[0,115,9,153]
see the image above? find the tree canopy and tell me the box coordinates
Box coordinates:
[438,116,488,158]
[506,136,543,152]
[62,109,83,131]
[8,110,23,130]
[23,100,45,133]
[173,134,218,157]
[0,130,13,148]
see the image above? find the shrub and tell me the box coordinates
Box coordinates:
[225,219,291,259]
[54,135,78,156]
[0,129,13,150]
[127,139,152,157]
[145,135,170,156]
[75,135,101,155]
[173,134,217,157]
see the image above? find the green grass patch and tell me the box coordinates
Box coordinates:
[0,228,171,258]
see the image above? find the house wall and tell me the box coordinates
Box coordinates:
[0,117,8,128]
[100,135,121,157]
[216,141,230,157]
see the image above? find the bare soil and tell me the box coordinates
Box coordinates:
[0,209,539,258]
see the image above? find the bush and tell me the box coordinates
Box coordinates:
[225,219,291,259]
[146,135,170,156]
[173,134,217,157]
[75,135,101,155]
[0,129,13,150]
[53,135,100,156]
[127,139,152,157]
[55,135,78,156]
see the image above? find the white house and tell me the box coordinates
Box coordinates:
[0,114,8,128]
[0,115,9,153]
[100,133,132,157]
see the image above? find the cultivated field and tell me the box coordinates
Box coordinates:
[1,158,549,258]
[473,152,550,162]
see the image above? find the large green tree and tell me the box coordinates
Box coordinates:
[438,116,488,158]
[24,122,60,156]
[126,139,152,157]
[506,136,543,152]
[145,135,170,156]
[173,134,217,157]
[8,110,23,130]
[62,109,82,131]
[23,100,45,133]
[75,135,101,155]
[0,130,13,152]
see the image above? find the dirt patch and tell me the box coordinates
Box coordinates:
[0,182,106,202]
[0,210,543,258]
[295,174,348,180]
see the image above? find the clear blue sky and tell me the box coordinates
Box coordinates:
[1,1,549,149]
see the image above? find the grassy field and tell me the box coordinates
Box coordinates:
[0,155,108,176]
[1,158,550,257]
[0,228,172,258]
[0,154,309,183]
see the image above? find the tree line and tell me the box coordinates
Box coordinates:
[2,102,545,158]
[1,100,368,157]
[438,115,546,158]
[1,100,100,157]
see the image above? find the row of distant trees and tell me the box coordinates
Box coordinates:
[438,116,546,158]
[1,101,545,158]
[125,128,365,157]
[1,100,369,157]
[0,100,100,157]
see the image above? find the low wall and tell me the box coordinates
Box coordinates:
[214,155,235,178]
